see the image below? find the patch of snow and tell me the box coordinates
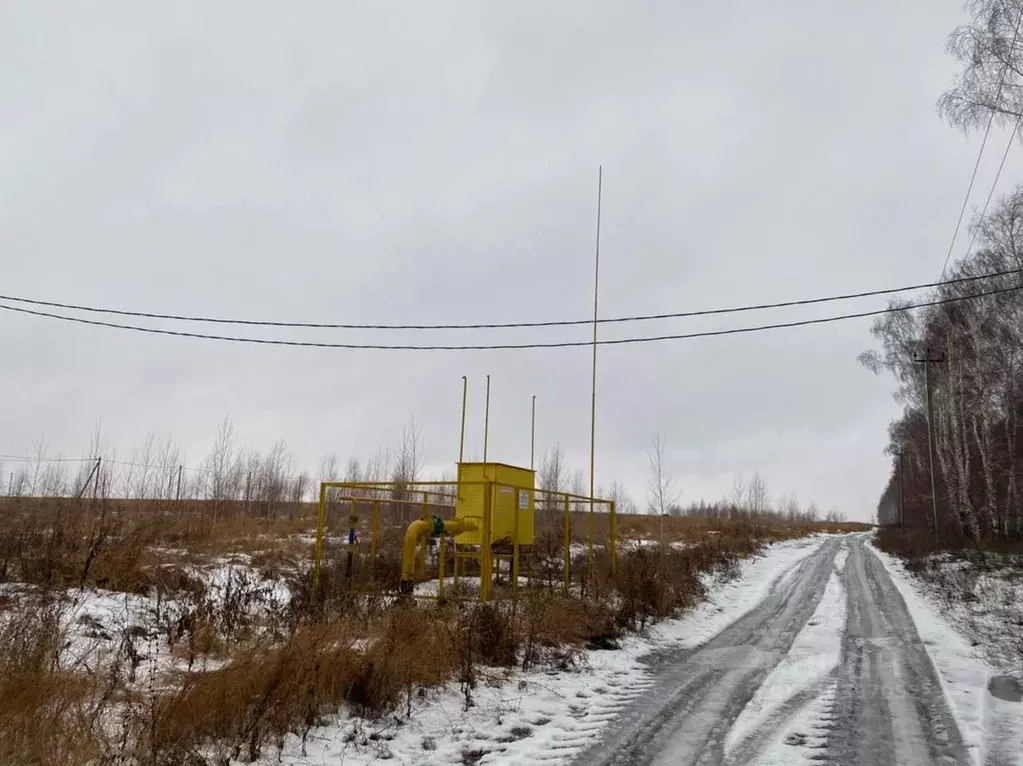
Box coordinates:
[833,547,848,573]
[189,561,292,610]
[725,570,846,760]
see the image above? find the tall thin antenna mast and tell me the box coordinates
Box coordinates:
[531,395,536,471]
[588,166,603,577]
[483,374,491,463]
[459,376,468,464]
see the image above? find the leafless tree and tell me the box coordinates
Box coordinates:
[746,471,769,517]
[865,185,1023,540]
[646,432,680,516]
[202,416,243,517]
[570,469,587,514]
[938,0,1023,133]
[730,474,746,517]
[538,444,567,512]
[391,416,423,521]
[601,481,637,514]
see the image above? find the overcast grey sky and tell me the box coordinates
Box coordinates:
[2,1,1020,521]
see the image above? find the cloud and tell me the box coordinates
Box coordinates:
[1,0,1013,521]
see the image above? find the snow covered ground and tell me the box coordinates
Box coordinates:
[869,542,1023,765]
[724,567,847,764]
[16,532,1011,764]
[244,536,827,765]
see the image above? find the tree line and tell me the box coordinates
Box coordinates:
[865,0,1023,541]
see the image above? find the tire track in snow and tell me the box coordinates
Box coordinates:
[572,537,840,765]
[723,557,847,765]
[824,536,970,766]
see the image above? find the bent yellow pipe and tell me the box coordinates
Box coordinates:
[400,516,477,590]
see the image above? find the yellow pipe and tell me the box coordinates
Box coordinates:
[401,519,433,582]
[400,517,477,587]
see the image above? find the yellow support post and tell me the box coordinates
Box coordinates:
[513,485,520,600]
[371,500,380,557]
[313,482,327,588]
[453,545,460,591]
[587,501,594,584]
[563,493,571,593]
[480,482,493,602]
[438,533,445,601]
[610,500,617,577]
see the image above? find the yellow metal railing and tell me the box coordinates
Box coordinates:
[311,479,616,600]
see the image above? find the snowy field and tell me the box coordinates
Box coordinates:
[244,537,827,765]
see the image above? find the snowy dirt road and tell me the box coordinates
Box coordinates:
[575,534,1000,766]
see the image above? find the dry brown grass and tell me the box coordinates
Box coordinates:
[0,603,113,766]
[149,607,453,763]
[0,496,870,763]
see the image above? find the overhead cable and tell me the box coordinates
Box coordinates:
[0,267,1019,331]
[1,282,1019,351]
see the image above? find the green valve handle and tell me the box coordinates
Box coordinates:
[431,515,445,537]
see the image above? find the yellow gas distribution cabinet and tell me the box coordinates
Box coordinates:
[455,462,535,546]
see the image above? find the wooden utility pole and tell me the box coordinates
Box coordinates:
[914,348,946,545]
[77,457,101,500]
[175,465,183,501]
[896,449,906,530]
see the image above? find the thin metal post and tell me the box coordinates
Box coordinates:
[313,482,327,588]
[175,464,183,501]
[345,502,358,579]
[371,500,380,557]
[513,484,520,600]
[563,493,571,592]
[438,532,446,601]
[481,482,493,601]
[588,165,602,582]
[483,375,491,463]
[459,376,468,464]
[531,395,536,471]
[453,543,460,592]
[609,500,617,577]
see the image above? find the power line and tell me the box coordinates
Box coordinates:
[0,453,213,474]
[962,115,1022,260]
[1,267,1019,332]
[0,454,94,463]
[2,282,1020,351]
[940,3,1023,277]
